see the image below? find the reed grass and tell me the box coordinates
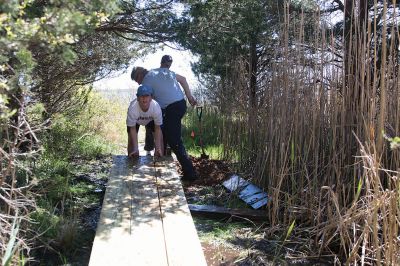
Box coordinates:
[212,2,400,263]
[183,105,225,159]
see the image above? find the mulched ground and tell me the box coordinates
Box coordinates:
[177,156,234,186]
[178,156,331,265]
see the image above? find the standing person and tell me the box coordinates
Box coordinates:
[127,84,163,158]
[130,66,198,181]
[160,54,173,154]
[160,54,173,68]
[143,54,174,152]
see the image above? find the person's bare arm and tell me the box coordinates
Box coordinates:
[176,73,197,106]
[128,127,139,158]
[154,125,163,157]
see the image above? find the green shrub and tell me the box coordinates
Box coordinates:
[26,90,127,263]
[182,105,223,158]
[40,90,128,159]
[36,156,71,178]
[30,207,61,240]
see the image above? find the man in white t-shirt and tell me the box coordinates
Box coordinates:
[130,66,198,181]
[127,85,163,158]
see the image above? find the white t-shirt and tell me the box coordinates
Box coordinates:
[126,99,163,127]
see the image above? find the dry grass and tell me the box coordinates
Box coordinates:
[1,111,37,264]
[215,2,400,264]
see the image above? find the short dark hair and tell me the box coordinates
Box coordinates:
[161,55,173,64]
[131,66,145,81]
[131,67,138,80]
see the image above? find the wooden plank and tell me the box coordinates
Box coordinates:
[188,204,268,222]
[155,158,207,266]
[127,158,168,265]
[89,155,168,266]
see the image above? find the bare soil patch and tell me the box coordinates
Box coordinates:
[178,156,272,265]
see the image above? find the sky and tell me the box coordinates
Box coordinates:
[93,46,200,92]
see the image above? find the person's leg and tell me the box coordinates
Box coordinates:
[147,121,155,132]
[127,126,131,155]
[160,113,169,155]
[146,121,156,155]
[163,100,196,179]
[160,119,166,153]
[144,123,154,152]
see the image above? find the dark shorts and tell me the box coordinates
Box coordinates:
[127,120,155,133]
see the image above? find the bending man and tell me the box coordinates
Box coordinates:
[142,54,174,154]
[127,85,163,158]
[131,66,197,181]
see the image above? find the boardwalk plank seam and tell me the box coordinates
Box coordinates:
[89,155,206,266]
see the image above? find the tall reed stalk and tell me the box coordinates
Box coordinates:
[216,1,400,263]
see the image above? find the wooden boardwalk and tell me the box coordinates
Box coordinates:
[89,155,207,266]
